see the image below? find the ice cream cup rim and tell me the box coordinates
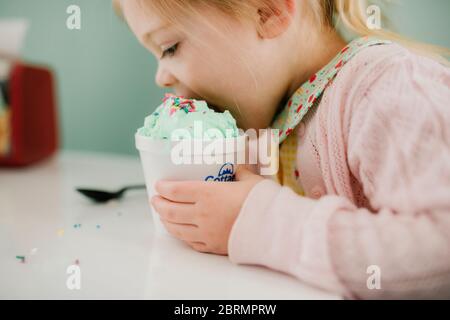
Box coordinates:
[135,132,247,155]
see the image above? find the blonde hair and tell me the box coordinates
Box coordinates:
[331,0,449,64]
[113,0,449,64]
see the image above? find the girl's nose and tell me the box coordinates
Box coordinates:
[155,65,177,88]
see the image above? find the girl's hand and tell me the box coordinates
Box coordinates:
[151,166,264,255]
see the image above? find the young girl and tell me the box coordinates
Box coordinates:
[115,0,450,299]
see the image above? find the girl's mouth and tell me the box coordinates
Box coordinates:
[208,103,223,113]
[172,92,225,114]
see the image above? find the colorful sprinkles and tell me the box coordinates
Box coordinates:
[17,209,125,269]
[163,93,196,116]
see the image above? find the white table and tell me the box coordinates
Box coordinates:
[0,151,339,299]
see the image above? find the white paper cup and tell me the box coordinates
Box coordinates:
[136,133,247,235]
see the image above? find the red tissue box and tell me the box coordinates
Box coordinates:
[0,62,59,166]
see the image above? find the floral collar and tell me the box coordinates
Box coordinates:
[271,36,392,144]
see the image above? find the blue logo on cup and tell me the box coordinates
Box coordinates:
[205,163,235,182]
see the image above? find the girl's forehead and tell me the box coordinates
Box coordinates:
[121,0,245,48]
[121,0,171,42]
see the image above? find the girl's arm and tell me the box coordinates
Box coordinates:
[228,45,450,299]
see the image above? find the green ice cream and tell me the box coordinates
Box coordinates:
[137,94,239,140]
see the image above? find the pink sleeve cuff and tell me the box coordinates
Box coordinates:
[228,178,349,295]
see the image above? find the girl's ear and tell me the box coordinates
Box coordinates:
[256,0,296,39]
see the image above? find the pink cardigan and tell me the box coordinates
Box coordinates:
[228,43,450,299]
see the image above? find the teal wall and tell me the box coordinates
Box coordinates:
[0,0,166,155]
[0,0,449,155]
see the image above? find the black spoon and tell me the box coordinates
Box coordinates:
[76,184,146,203]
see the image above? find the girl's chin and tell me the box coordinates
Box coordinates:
[204,100,270,131]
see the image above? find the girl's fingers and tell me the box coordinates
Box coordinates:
[187,241,209,253]
[235,164,255,181]
[155,180,206,203]
[162,221,201,243]
[151,195,197,225]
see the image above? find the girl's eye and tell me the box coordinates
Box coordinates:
[161,43,179,59]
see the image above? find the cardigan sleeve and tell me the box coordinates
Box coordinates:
[328,49,450,299]
[228,47,450,299]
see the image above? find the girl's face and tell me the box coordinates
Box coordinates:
[121,1,295,130]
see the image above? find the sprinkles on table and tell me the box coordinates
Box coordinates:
[17,220,110,268]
